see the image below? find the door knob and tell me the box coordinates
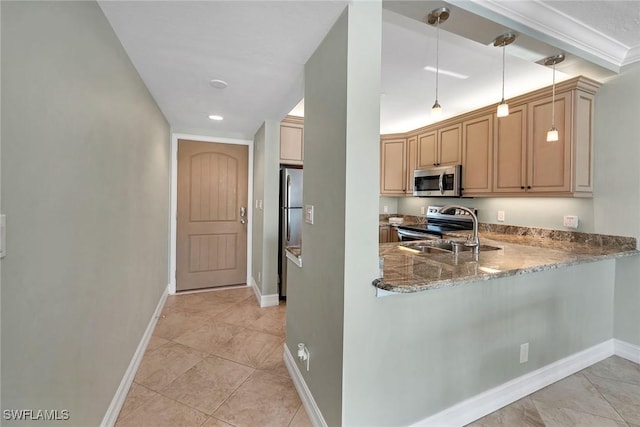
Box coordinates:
[240,207,247,224]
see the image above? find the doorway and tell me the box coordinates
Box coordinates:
[176,139,249,291]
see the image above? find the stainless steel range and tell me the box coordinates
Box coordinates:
[396,205,477,241]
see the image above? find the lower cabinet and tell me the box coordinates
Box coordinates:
[379,225,399,243]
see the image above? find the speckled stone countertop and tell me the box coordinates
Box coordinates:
[379,214,424,227]
[373,226,639,294]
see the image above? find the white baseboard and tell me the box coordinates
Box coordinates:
[284,344,327,427]
[615,339,640,364]
[250,277,279,307]
[412,339,615,427]
[100,285,169,427]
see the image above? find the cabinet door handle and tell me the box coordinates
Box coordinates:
[520,186,525,190]
[527,186,532,189]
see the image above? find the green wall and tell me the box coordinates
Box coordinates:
[251,121,280,297]
[594,62,640,346]
[1,2,170,425]
[286,7,350,426]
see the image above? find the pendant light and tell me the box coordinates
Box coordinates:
[493,33,516,118]
[543,53,565,142]
[427,7,450,119]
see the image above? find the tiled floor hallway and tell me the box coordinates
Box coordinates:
[116,286,640,426]
[115,286,311,427]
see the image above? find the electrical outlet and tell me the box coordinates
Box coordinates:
[520,343,529,364]
[563,215,579,229]
[420,206,426,215]
[258,272,261,283]
[383,205,388,213]
[259,199,263,210]
[497,210,505,222]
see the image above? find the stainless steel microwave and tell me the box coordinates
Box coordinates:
[413,165,462,197]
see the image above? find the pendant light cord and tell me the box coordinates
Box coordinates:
[435,16,440,103]
[551,62,556,127]
[501,44,506,102]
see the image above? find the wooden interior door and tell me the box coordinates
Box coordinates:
[177,139,248,291]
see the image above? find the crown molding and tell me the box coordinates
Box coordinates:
[451,0,637,72]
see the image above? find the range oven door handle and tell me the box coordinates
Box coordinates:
[439,172,444,195]
[397,229,440,241]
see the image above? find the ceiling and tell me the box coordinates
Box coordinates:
[98,1,640,139]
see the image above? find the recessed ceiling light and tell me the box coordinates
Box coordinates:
[209,79,228,89]
[208,114,224,121]
[424,66,469,80]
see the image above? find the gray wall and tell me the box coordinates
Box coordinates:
[286,3,381,425]
[347,261,616,426]
[251,121,280,297]
[286,8,350,426]
[593,62,640,346]
[1,2,170,425]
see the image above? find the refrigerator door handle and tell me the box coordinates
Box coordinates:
[286,174,291,208]
[286,208,291,242]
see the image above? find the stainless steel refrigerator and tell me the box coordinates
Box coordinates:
[278,167,303,298]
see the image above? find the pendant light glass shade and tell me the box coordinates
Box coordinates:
[543,53,565,142]
[427,7,449,120]
[493,33,516,118]
[497,101,509,117]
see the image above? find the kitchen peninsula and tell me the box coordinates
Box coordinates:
[374,225,639,294]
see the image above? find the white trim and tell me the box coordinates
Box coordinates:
[412,339,615,427]
[100,285,169,427]
[250,277,279,308]
[450,0,633,71]
[614,339,640,364]
[284,344,327,427]
[169,133,254,295]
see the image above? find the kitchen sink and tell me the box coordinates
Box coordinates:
[400,241,501,254]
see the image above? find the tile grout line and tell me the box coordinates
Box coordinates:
[581,369,633,424]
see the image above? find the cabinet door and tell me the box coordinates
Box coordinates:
[406,136,417,195]
[417,131,437,168]
[379,226,390,243]
[280,122,304,164]
[462,114,493,194]
[438,123,462,165]
[527,92,571,192]
[380,138,406,195]
[493,104,527,193]
[389,227,400,242]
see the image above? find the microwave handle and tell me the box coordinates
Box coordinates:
[439,172,444,195]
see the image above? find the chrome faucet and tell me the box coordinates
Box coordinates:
[439,205,479,254]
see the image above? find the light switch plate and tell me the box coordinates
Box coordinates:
[305,205,314,224]
[0,214,6,258]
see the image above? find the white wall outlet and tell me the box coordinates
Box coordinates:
[297,343,310,371]
[258,271,261,283]
[563,215,579,229]
[420,206,426,215]
[497,210,505,222]
[258,199,263,210]
[383,205,388,213]
[255,199,259,209]
[305,205,314,224]
[520,342,529,364]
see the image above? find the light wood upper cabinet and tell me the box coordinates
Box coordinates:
[417,124,461,168]
[379,76,599,197]
[417,131,436,168]
[439,124,462,165]
[406,136,417,195]
[380,137,407,195]
[527,92,572,193]
[280,116,304,165]
[462,114,493,195]
[493,104,527,193]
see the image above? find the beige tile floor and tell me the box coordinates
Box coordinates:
[468,355,640,427]
[118,286,640,427]
[116,286,312,427]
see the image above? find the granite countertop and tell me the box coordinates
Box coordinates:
[373,227,639,294]
[379,214,424,227]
